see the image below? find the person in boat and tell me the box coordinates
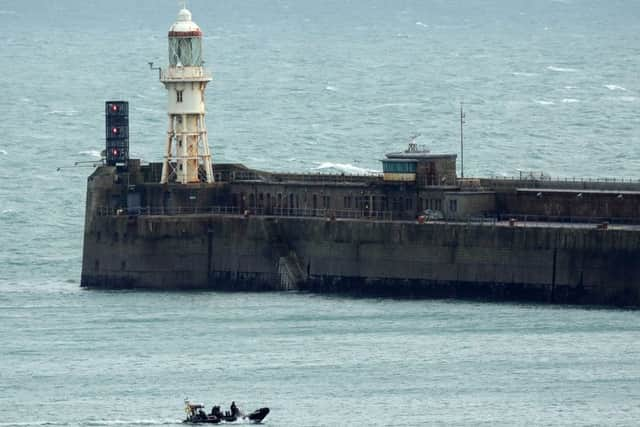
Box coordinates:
[230,401,239,417]
[197,408,207,420]
[210,405,222,418]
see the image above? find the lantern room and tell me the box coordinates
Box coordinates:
[168,8,203,67]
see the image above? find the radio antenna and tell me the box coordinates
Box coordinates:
[460,102,466,179]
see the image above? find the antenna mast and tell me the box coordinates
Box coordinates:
[460,102,466,179]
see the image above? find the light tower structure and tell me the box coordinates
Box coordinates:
[159,7,214,184]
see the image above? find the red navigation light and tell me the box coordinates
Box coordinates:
[111,104,118,112]
[112,148,119,156]
[112,127,119,135]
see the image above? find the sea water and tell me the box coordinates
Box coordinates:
[1,0,639,425]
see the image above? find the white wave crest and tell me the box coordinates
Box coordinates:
[134,106,161,113]
[312,162,379,175]
[370,102,423,110]
[78,150,103,158]
[534,100,555,106]
[325,85,337,92]
[0,149,7,155]
[547,66,578,73]
[605,84,627,92]
[512,72,537,77]
[47,110,79,117]
[561,98,580,103]
[415,22,428,28]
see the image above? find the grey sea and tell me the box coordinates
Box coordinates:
[1,0,640,425]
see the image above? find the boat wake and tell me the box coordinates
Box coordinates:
[84,420,180,426]
[0,420,180,427]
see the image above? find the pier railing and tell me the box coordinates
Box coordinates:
[479,176,640,191]
[95,206,394,221]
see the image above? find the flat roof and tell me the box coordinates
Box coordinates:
[445,191,496,196]
[385,152,457,160]
[516,188,640,196]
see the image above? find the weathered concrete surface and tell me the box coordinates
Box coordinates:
[81,213,640,307]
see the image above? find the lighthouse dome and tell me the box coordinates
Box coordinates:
[168,8,203,37]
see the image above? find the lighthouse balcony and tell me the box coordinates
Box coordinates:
[160,66,212,82]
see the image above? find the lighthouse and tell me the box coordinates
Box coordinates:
[159,6,214,184]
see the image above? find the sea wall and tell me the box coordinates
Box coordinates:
[81,213,640,307]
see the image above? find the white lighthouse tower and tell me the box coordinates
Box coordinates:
[159,6,214,184]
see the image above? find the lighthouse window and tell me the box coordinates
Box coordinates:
[169,37,203,67]
[176,90,183,103]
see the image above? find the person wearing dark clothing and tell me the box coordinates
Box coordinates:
[230,401,239,416]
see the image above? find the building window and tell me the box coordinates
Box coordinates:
[449,199,458,212]
[176,90,183,103]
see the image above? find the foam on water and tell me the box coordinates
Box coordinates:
[47,110,80,117]
[312,162,379,175]
[370,102,424,110]
[605,84,627,91]
[512,71,537,77]
[547,65,579,72]
[78,150,102,158]
[561,98,580,103]
[83,420,179,426]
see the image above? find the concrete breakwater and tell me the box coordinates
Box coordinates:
[81,214,640,307]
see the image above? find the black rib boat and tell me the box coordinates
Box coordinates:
[184,401,270,424]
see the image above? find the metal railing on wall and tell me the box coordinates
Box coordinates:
[484,176,640,185]
[95,205,394,221]
[495,213,640,225]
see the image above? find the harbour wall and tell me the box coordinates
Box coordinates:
[81,213,640,307]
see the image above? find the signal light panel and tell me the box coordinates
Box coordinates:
[105,101,129,166]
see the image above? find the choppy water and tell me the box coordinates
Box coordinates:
[1,0,640,425]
